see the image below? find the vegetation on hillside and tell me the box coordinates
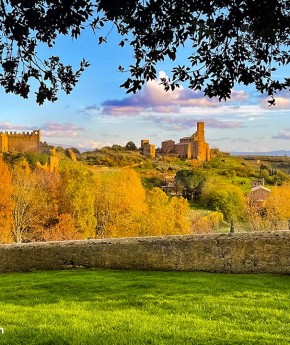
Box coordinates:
[0,146,290,243]
[0,153,191,243]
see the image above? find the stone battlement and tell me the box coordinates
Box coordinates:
[0,130,40,136]
[0,129,41,153]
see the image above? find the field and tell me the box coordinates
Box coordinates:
[0,269,289,344]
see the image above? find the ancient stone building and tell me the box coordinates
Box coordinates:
[250,185,271,203]
[161,140,175,154]
[141,139,155,158]
[161,122,210,161]
[0,130,41,153]
[249,178,270,203]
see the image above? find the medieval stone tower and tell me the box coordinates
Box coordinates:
[141,139,156,157]
[191,122,210,161]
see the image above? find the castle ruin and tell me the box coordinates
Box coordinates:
[141,139,156,158]
[161,122,210,161]
[0,130,41,153]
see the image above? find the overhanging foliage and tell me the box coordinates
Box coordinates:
[0,0,289,104]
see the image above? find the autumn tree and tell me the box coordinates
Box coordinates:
[33,167,78,241]
[94,169,146,238]
[168,196,191,235]
[190,211,224,234]
[11,163,49,242]
[141,187,174,236]
[94,170,190,238]
[0,156,14,243]
[142,187,190,236]
[264,185,290,230]
[0,1,289,103]
[267,185,290,221]
[43,213,81,241]
[59,161,96,238]
[35,167,61,219]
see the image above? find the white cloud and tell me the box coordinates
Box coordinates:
[77,140,113,149]
[273,129,290,140]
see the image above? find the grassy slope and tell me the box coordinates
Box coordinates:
[0,270,289,345]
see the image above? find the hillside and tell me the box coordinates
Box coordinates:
[79,146,289,189]
[2,146,289,242]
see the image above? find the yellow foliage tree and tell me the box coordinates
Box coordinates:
[190,211,224,234]
[94,174,190,238]
[94,169,146,238]
[142,187,190,236]
[0,156,14,243]
[246,184,290,231]
[141,187,172,236]
[264,184,290,230]
[169,196,191,234]
[59,161,96,238]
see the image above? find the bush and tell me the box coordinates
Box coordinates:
[201,177,246,221]
[191,211,224,233]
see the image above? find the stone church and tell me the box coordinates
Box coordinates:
[161,122,210,161]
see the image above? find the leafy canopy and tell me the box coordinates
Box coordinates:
[0,0,289,104]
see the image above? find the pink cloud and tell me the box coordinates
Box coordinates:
[0,122,85,139]
[102,106,144,116]
[145,115,243,131]
[260,91,290,109]
[0,122,32,130]
[99,72,249,117]
[41,123,84,138]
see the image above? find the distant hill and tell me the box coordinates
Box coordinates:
[231,150,290,157]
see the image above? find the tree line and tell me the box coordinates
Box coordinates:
[0,155,190,243]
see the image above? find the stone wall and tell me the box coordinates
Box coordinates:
[0,231,290,273]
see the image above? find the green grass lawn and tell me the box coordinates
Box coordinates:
[0,270,289,345]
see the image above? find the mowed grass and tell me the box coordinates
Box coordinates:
[0,270,289,344]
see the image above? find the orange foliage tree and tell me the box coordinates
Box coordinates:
[11,163,49,242]
[0,156,14,243]
[43,213,82,241]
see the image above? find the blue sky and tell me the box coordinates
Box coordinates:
[0,26,290,153]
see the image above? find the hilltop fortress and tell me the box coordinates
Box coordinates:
[0,129,41,153]
[161,122,210,161]
[0,129,59,171]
